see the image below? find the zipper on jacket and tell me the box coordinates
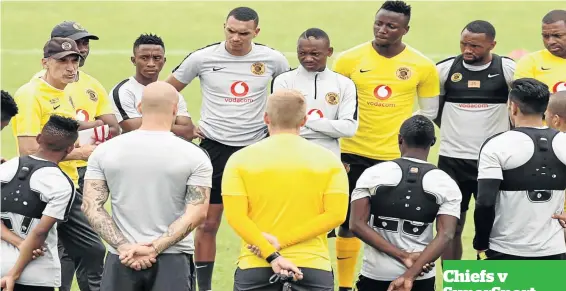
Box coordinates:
[314,74,318,99]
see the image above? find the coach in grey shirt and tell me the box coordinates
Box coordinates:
[82,81,212,291]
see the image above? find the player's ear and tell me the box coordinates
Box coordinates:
[263,112,270,125]
[131,56,136,65]
[36,134,42,145]
[254,27,261,37]
[431,136,437,146]
[299,115,308,127]
[490,40,497,51]
[405,25,410,35]
[328,47,334,57]
[42,58,49,70]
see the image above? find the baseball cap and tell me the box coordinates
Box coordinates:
[43,37,82,60]
[51,21,99,41]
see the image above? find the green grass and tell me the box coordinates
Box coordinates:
[0,1,559,290]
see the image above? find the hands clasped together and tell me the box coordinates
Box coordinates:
[117,243,159,271]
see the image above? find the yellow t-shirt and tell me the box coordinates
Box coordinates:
[514,49,566,93]
[12,77,79,186]
[32,70,113,167]
[332,42,440,160]
[222,134,349,271]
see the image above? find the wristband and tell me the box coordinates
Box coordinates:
[266,252,281,263]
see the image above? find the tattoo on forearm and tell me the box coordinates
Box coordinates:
[185,185,206,205]
[82,181,129,249]
[153,186,210,253]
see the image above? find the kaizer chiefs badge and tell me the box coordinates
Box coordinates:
[451,72,463,82]
[86,89,98,102]
[396,67,412,80]
[325,92,339,105]
[251,62,266,75]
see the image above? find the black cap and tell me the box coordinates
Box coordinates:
[51,21,99,41]
[43,37,82,59]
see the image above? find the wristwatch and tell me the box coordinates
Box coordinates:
[266,251,281,263]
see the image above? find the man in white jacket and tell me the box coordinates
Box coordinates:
[272,28,358,158]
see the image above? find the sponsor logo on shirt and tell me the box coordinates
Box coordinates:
[226,81,254,103]
[553,82,566,93]
[76,109,90,121]
[308,109,324,120]
[458,104,489,109]
[367,85,396,107]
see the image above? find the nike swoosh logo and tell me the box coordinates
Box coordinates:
[541,67,551,70]
[359,69,371,73]
[195,265,208,269]
[337,257,351,260]
[213,67,225,71]
[54,105,60,110]
[487,74,499,78]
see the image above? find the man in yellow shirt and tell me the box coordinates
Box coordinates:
[515,10,566,94]
[13,37,103,291]
[223,89,349,291]
[331,1,439,289]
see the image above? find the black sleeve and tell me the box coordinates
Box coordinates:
[433,94,445,128]
[473,179,501,250]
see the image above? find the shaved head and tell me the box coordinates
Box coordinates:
[546,91,566,131]
[139,81,179,116]
[265,89,307,130]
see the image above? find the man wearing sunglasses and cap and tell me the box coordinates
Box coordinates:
[30,22,118,291]
[3,37,99,291]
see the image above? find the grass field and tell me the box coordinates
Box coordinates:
[0,1,561,290]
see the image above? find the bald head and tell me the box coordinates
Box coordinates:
[140,81,179,115]
[265,89,307,130]
[546,91,566,131]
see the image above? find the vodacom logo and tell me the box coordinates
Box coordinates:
[374,85,392,100]
[76,109,90,121]
[308,109,324,120]
[230,81,249,97]
[553,82,566,93]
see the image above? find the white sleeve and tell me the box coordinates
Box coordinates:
[553,132,566,166]
[176,93,191,117]
[271,73,288,93]
[113,87,141,123]
[172,52,202,85]
[34,169,75,221]
[84,145,107,181]
[414,96,439,120]
[306,78,358,138]
[477,135,504,180]
[272,51,290,77]
[502,57,517,88]
[423,169,461,219]
[351,162,401,202]
[187,150,213,188]
[436,59,453,97]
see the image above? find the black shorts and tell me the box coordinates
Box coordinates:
[101,253,196,291]
[341,153,385,230]
[479,249,565,260]
[13,285,54,291]
[199,139,245,205]
[437,156,478,213]
[233,267,334,291]
[356,275,435,291]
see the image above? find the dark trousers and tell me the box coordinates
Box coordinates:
[481,249,565,260]
[101,253,196,291]
[58,166,106,291]
[356,275,435,291]
[233,267,334,291]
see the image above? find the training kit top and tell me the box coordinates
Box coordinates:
[1,156,75,287]
[222,134,349,271]
[12,77,80,186]
[436,54,515,160]
[515,49,566,94]
[272,65,359,157]
[351,157,461,281]
[84,130,212,255]
[172,41,290,147]
[332,41,440,161]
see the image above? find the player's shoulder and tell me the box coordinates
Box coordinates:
[364,160,401,176]
[182,42,223,60]
[328,69,356,85]
[254,42,285,56]
[30,162,74,195]
[0,157,20,182]
[516,50,545,66]
[403,45,436,68]
[30,69,46,81]
[273,67,298,80]
[435,55,457,69]
[14,78,42,101]
[110,77,137,95]
[77,71,104,88]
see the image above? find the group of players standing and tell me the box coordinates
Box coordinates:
[2,1,566,291]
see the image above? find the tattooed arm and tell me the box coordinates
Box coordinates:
[150,185,210,254]
[81,179,131,251]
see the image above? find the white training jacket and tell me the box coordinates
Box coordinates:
[272,65,359,157]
